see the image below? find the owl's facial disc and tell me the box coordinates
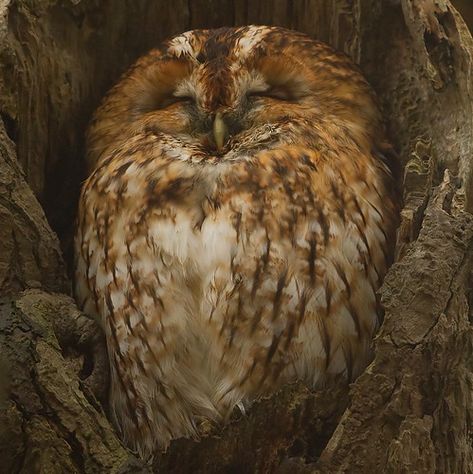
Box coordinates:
[87,26,383,171]
[132,42,310,151]
[126,30,318,158]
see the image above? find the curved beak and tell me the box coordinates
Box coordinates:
[213,112,228,150]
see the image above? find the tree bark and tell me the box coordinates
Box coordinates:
[1,1,473,473]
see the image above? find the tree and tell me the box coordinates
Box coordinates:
[1,1,472,472]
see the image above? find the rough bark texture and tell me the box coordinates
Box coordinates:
[0,0,473,473]
[0,290,147,473]
[0,123,67,295]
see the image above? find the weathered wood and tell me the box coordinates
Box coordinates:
[313,170,473,473]
[155,382,348,473]
[0,290,147,474]
[0,122,67,295]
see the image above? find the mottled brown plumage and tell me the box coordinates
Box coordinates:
[75,26,400,458]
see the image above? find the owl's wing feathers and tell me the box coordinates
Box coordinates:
[75,145,239,452]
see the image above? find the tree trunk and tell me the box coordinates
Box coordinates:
[1,0,473,472]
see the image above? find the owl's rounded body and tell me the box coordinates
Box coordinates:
[75,26,399,458]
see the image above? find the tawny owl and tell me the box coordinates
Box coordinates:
[75,25,400,458]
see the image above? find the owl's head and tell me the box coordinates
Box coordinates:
[87,26,383,170]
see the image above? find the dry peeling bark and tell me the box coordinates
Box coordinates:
[0,290,147,473]
[0,0,473,473]
[313,171,473,473]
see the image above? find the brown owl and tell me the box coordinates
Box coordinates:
[75,25,400,459]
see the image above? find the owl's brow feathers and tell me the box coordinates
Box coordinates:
[130,58,192,115]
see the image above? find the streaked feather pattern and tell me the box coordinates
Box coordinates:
[75,25,399,458]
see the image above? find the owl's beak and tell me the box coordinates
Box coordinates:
[213,112,228,150]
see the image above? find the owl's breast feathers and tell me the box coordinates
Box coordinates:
[76,128,398,452]
[75,25,400,458]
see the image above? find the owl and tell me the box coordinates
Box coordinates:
[75,25,400,459]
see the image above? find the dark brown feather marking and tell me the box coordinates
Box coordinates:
[308,235,317,285]
[319,318,331,369]
[272,270,288,321]
[265,334,282,366]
